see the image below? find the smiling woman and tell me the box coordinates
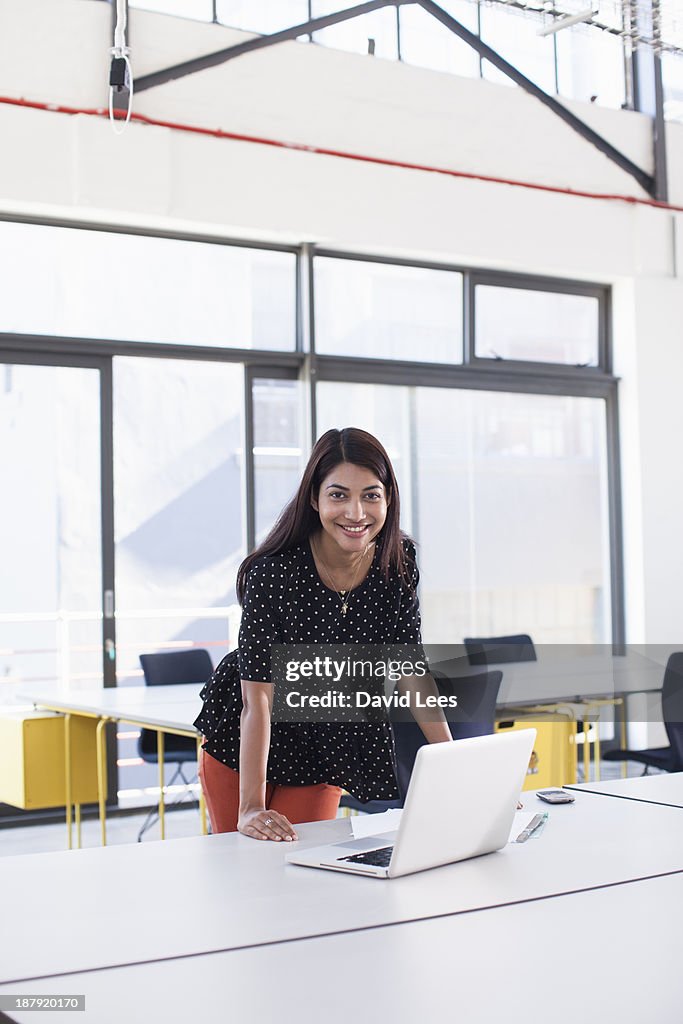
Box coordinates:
[194,427,453,839]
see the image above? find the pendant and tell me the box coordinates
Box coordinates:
[341,603,348,616]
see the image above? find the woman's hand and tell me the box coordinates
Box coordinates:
[238,808,298,842]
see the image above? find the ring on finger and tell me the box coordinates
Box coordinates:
[264,817,273,827]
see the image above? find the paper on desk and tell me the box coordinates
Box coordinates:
[508,810,546,843]
[350,809,403,838]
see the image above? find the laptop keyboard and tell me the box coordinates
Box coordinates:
[339,845,393,868]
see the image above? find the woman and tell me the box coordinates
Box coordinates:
[196,427,452,841]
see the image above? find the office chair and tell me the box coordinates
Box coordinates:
[464,634,537,666]
[136,648,213,839]
[339,668,503,813]
[603,652,683,775]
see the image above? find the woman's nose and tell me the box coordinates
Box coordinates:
[345,500,364,520]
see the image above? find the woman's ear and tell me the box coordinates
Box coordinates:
[310,491,318,512]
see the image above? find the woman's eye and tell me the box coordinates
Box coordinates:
[364,493,381,501]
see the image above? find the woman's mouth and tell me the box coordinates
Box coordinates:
[338,523,370,535]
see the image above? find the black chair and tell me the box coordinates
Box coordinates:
[340,668,503,812]
[137,649,213,839]
[464,634,537,666]
[603,652,683,775]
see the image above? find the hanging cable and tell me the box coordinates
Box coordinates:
[109,0,133,134]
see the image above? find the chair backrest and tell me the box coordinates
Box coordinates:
[139,649,214,687]
[464,634,537,666]
[662,652,683,771]
[393,669,503,803]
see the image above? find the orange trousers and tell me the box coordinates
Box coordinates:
[199,749,343,834]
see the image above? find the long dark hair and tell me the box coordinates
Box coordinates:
[237,427,414,602]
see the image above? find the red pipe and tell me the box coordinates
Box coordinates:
[2,93,682,214]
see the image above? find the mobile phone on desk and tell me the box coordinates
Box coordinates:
[536,788,575,804]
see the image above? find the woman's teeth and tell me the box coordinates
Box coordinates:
[340,525,367,533]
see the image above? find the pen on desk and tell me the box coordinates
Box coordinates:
[516,812,547,843]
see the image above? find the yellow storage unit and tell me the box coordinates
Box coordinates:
[0,711,99,810]
[496,712,578,790]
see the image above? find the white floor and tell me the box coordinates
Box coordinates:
[0,803,203,857]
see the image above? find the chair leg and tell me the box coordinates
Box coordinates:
[641,765,650,776]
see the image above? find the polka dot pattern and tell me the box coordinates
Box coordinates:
[197,537,424,802]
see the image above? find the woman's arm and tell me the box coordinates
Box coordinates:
[237,680,297,841]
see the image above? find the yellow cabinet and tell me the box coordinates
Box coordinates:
[496,713,578,790]
[0,711,99,810]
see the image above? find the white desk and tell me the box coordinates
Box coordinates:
[21,687,204,846]
[1,869,680,1024]
[20,686,204,728]
[566,771,683,808]
[427,646,665,706]
[2,790,683,985]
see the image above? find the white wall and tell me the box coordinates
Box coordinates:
[0,0,682,651]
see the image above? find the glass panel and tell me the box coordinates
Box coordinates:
[475,285,600,365]
[399,2,480,77]
[414,388,611,644]
[399,2,480,76]
[556,24,626,108]
[662,52,683,123]
[315,382,416,534]
[0,364,102,709]
[253,379,306,543]
[217,0,310,33]
[480,6,556,93]
[314,257,463,362]
[316,381,612,645]
[311,1,399,59]
[129,0,213,19]
[0,222,296,351]
[113,357,245,804]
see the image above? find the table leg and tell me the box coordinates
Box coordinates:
[64,713,72,851]
[196,736,207,836]
[620,703,628,778]
[583,720,590,783]
[96,718,108,847]
[158,730,165,840]
[75,804,82,849]
[594,721,601,782]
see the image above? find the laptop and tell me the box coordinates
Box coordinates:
[286,729,536,878]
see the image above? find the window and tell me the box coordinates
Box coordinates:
[474,284,601,366]
[129,0,214,20]
[316,381,612,645]
[556,24,626,109]
[311,1,399,59]
[216,1,310,34]
[315,257,463,362]
[0,364,102,708]
[0,222,296,351]
[480,5,556,93]
[662,52,683,123]
[399,2,480,77]
[252,378,306,542]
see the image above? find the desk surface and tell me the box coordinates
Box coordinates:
[21,686,203,732]
[2,869,681,1024]
[3,790,683,985]
[567,771,683,808]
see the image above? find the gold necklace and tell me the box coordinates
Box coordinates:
[313,536,372,616]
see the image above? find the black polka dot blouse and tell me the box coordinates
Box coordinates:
[197,536,424,802]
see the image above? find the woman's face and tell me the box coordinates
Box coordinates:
[312,461,390,555]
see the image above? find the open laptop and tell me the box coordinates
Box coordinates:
[286,729,536,878]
